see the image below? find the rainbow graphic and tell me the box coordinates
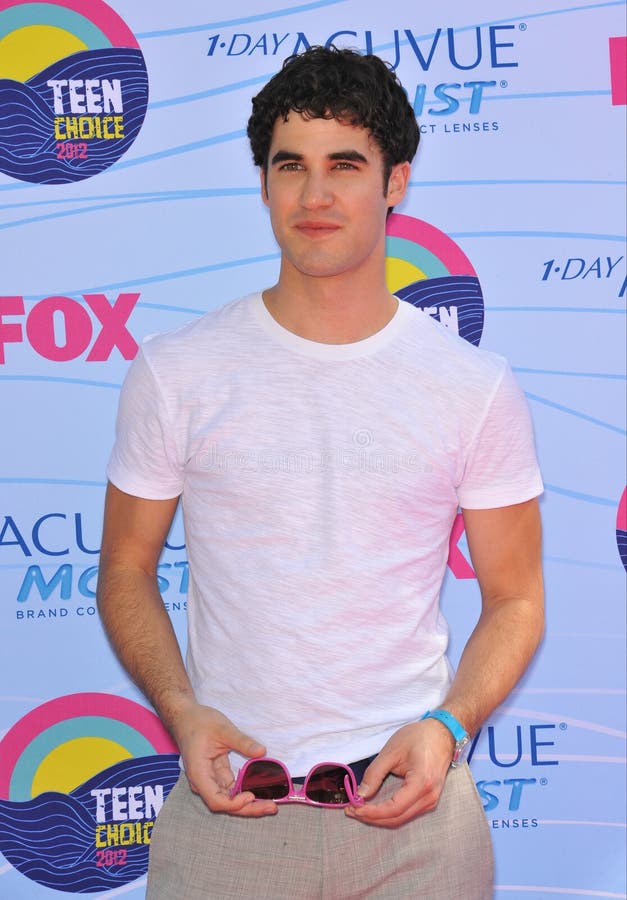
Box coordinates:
[0,0,148,183]
[0,693,179,892]
[386,213,484,346]
[617,487,627,571]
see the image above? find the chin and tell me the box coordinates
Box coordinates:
[288,253,364,280]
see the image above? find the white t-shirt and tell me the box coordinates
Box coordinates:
[107,293,543,774]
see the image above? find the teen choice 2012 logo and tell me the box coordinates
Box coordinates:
[617,487,627,571]
[0,0,148,184]
[386,213,484,346]
[0,693,180,893]
[386,214,484,582]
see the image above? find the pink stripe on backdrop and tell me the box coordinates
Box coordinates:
[609,37,627,106]
[0,0,140,48]
[616,487,627,531]
[386,213,477,276]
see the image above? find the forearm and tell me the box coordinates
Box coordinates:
[441,588,544,737]
[350,582,544,826]
[440,498,545,738]
[96,486,272,816]
[97,560,195,739]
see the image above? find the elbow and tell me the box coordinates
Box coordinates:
[529,586,546,655]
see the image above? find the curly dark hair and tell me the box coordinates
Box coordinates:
[247,45,419,186]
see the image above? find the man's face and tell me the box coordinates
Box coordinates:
[261,112,409,284]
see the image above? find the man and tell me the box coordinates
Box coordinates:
[98,46,544,899]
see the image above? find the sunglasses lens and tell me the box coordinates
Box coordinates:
[305,765,351,805]
[240,760,290,800]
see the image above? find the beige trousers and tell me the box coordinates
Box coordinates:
[147,763,493,899]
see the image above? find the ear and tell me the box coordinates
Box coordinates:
[385,161,411,207]
[260,168,269,206]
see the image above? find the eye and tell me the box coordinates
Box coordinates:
[333,161,357,170]
[278,161,303,171]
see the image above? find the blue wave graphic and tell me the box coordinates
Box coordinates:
[489,306,625,313]
[448,230,625,242]
[136,0,349,37]
[20,252,281,302]
[148,74,269,110]
[0,375,122,389]
[0,182,622,231]
[112,128,246,171]
[525,391,626,435]
[409,179,626,187]
[369,3,625,58]
[134,1,622,39]
[0,178,620,214]
[617,529,627,571]
[0,49,148,184]
[483,88,610,101]
[0,754,180,893]
[0,478,107,487]
[544,554,625,571]
[396,274,484,346]
[543,484,616,506]
[513,367,626,380]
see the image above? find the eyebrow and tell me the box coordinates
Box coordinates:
[270,149,369,166]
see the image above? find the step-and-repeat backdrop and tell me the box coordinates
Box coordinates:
[1,1,625,897]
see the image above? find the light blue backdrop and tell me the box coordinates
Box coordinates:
[1,1,625,897]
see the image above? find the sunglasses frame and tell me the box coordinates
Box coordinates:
[230,757,365,808]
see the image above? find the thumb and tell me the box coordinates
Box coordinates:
[358,755,389,798]
[225,724,266,759]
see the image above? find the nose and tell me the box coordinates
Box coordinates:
[299,170,333,210]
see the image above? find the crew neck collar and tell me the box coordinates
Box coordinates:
[251,292,410,360]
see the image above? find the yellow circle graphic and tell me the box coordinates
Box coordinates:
[385,257,427,295]
[31,737,132,796]
[0,25,87,81]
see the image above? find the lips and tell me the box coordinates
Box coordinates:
[294,221,341,237]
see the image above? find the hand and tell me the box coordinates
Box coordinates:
[170,699,277,817]
[345,718,454,827]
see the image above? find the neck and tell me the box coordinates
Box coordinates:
[263,268,398,345]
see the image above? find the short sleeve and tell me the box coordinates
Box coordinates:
[106,347,184,499]
[457,364,543,509]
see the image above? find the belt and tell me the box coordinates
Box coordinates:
[292,754,377,785]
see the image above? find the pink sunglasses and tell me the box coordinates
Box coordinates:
[230,757,365,808]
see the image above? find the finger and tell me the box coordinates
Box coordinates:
[210,790,278,817]
[184,761,236,809]
[232,800,278,818]
[357,754,392,799]
[226,791,278,817]
[223,725,266,760]
[212,752,235,789]
[192,779,277,817]
[347,799,426,828]
[187,758,276,817]
[349,778,441,825]
[350,784,414,821]
[347,788,434,827]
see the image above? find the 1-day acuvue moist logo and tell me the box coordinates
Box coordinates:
[0,693,180,893]
[0,0,148,183]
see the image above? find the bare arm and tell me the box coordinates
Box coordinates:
[348,497,544,827]
[97,483,187,722]
[439,497,544,735]
[97,482,276,817]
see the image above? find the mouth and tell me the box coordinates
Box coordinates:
[294,221,341,238]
